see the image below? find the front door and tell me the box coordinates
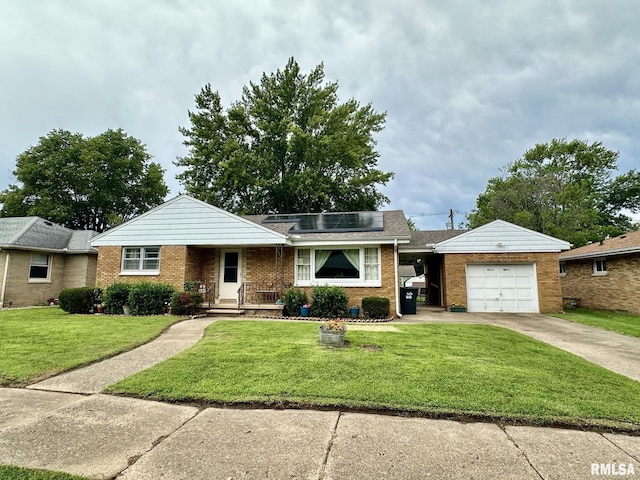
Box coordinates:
[219,250,241,302]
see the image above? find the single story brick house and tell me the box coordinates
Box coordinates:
[559,230,640,314]
[0,217,98,307]
[90,195,570,316]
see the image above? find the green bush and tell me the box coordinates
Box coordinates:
[59,287,101,314]
[362,297,390,319]
[171,291,204,316]
[310,285,348,318]
[104,282,133,315]
[129,282,175,315]
[282,287,308,317]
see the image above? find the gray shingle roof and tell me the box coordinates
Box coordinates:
[0,217,97,253]
[406,229,468,248]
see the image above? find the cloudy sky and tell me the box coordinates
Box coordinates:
[1,0,639,229]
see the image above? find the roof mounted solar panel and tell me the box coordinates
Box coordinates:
[263,212,384,233]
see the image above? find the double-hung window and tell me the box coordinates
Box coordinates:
[593,258,607,276]
[29,253,50,281]
[122,247,160,274]
[295,246,381,286]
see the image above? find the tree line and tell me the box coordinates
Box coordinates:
[1,58,638,245]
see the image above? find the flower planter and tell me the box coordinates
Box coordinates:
[123,305,132,315]
[319,327,346,346]
[349,307,360,318]
[300,306,310,317]
[450,306,467,313]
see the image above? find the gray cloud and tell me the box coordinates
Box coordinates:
[1,0,638,229]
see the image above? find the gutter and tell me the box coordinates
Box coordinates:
[394,239,402,319]
[0,250,9,308]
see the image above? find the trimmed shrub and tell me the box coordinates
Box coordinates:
[282,287,308,317]
[362,297,390,319]
[103,282,133,315]
[171,291,204,316]
[129,282,175,316]
[59,287,100,314]
[310,285,348,318]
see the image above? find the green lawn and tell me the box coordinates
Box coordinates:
[552,308,640,338]
[109,320,640,431]
[0,307,180,386]
[0,466,88,480]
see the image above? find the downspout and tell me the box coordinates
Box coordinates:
[394,239,402,318]
[0,251,9,308]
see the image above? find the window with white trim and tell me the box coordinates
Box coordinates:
[593,258,607,276]
[295,246,381,286]
[559,262,566,276]
[29,253,50,281]
[122,247,160,274]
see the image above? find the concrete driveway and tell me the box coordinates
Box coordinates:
[403,309,640,383]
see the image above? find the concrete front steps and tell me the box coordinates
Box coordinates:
[203,303,284,318]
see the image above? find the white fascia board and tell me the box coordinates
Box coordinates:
[291,237,410,247]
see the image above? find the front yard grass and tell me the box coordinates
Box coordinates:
[552,308,640,338]
[0,308,180,386]
[109,320,640,431]
[0,465,89,480]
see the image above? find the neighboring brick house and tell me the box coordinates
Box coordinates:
[400,220,570,313]
[91,196,570,316]
[0,217,98,307]
[559,230,640,314]
[91,195,411,316]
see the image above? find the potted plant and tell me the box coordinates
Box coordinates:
[450,303,467,313]
[96,303,105,314]
[300,303,311,317]
[319,318,346,346]
[349,305,360,318]
[123,302,132,315]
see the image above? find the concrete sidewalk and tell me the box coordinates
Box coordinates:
[1,388,639,479]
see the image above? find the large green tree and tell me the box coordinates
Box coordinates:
[467,138,640,247]
[175,57,393,214]
[0,128,168,232]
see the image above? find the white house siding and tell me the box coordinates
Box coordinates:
[91,195,289,247]
[435,220,570,254]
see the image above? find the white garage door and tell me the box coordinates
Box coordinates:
[466,264,538,313]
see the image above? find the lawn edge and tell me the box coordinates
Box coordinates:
[105,391,640,436]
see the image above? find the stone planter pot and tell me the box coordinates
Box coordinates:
[123,305,132,315]
[319,327,346,346]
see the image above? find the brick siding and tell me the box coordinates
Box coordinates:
[561,254,640,314]
[1,251,68,307]
[442,252,563,314]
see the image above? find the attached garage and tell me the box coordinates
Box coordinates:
[466,263,538,313]
[435,220,571,314]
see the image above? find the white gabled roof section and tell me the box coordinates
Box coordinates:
[91,195,290,247]
[434,220,570,253]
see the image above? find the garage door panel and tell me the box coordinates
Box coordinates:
[465,263,538,313]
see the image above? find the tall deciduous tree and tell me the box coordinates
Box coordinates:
[0,128,168,232]
[467,138,640,247]
[175,57,393,214]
